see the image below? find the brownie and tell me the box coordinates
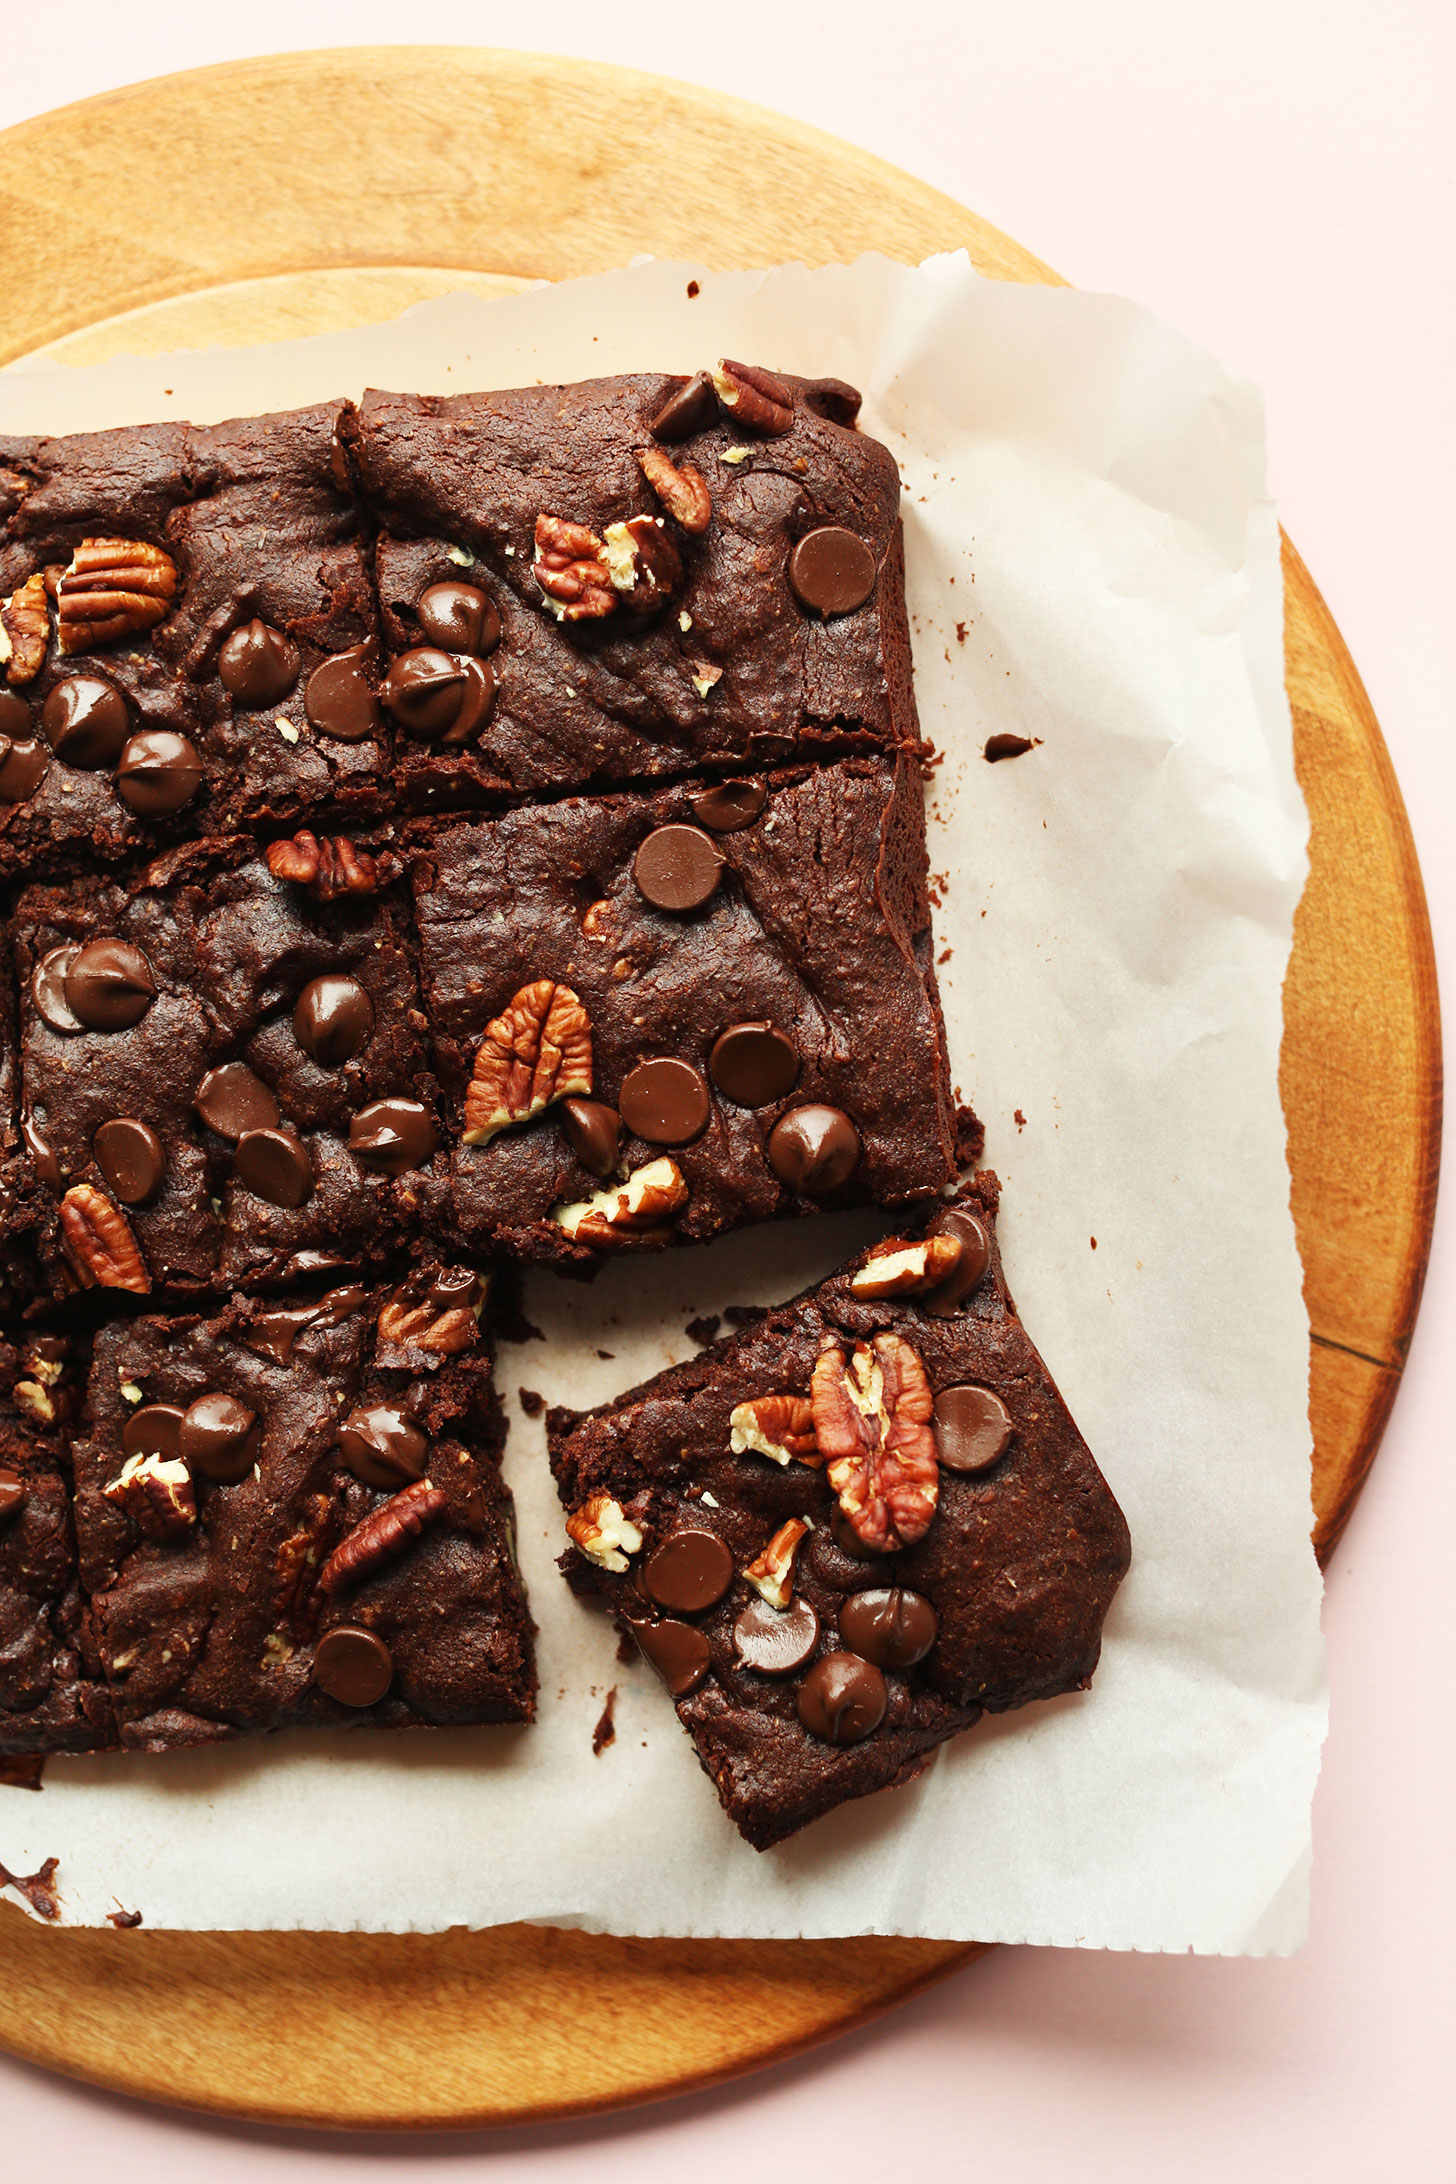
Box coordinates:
[549,1176,1130,1849]
[351,365,918,808]
[412,752,955,1266]
[9,838,447,1300]
[0,402,382,874]
[68,1271,534,1750]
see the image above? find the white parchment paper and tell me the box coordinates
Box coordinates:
[0,255,1324,1950]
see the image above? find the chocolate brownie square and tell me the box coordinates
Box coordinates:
[351,365,917,808]
[69,1271,534,1750]
[411,751,956,1266]
[549,1176,1130,1848]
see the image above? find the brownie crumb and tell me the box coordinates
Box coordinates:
[685,1314,721,1347]
[616,1623,640,1665]
[596,1349,615,1361]
[686,280,700,298]
[592,1687,618,1755]
[517,1388,546,1419]
[725,1304,767,1327]
[0,1855,60,1920]
[1014,1110,1026,1130]
[984,733,1039,762]
[1090,1237,1098,1250]
[954,1105,986,1169]
[107,1906,143,1929]
[0,1755,45,1792]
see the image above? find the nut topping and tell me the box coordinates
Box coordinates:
[533,515,618,622]
[376,1264,487,1357]
[711,359,795,437]
[728,1394,819,1467]
[742,1517,811,1610]
[265,830,403,900]
[637,447,712,535]
[463,979,593,1146]
[102,1450,196,1538]
[550,1156,687,1246]
[272,1493,338,1633]
[849,1234,964,1300]
[317,1478,447,1595]
[56,538,179,653]
[602,517,683,614]
[0,572,50,683]
[810,1332,939,1552]
[58,1185,150,1294]
[565,1493,644,1573]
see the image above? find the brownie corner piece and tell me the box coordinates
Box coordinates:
[548,1174,1130,1849]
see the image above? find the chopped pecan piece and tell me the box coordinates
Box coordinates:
[550,1156,687,1247]
[810,1332,939,1552]
[56,537,178,653]
[565,1493,643,1573]
[58,1185,150,1295]
[602,517,682,614]
[0,571,50,683]
[376,1264,487,1357]
[711,359,795,436]
[728,1394,818,1467]
[637,447,712,535]
[534,515,618,621]
[463,979,593,1146]
[742,1518,811,1609]
[849,1234,964,1300]
[265,830,403,900]
[318,1478,447,1595]
[102,1451,196,1539]
[272,1493,338,1634]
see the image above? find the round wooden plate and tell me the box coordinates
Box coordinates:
[0,47,1440,2133]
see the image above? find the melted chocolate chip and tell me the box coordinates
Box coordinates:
[709,1022,800,1107]
[788,528,877,617]
[631,1616,711,1696]
[561,1097,621,1179]
[416,581,501,657]
[92,1118,165,1206]
[304,647,382,742]
[796,1651,887,1745]
[689,777,767,832]
[293,975,374,1066]
[0,1471,26,1529]
[337,1404,428,1490]
[932,1384,1013,1472]
[838,1587,938,1668]
[921,1207,992,1314]
[115,729,203,816]
[40,676,130,768]
[618,1058,711,1147]
[382,647,494,743]
[347,1098,439,1175]
[733,1594,820,1675]
[649,371,718,441]
[642,1526,735,1615]
[984,733,1036,762]
[218,619,300,707]
[235,1126,312,1207]
[21,1113,61,1191]
[179,1393,260,1482]
[122,1405,184,1461]
[766,1104,860,1195]
[313,1625,393,1707]
[242,1285,367,1364]
[193,1062,279,1142]
[31,945,83,1034]
[0,691,32,738]
[632,824,723,912]
[0,731,49,802]
[64,939,156,1031]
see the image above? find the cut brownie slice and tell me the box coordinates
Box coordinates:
[351,366,917,808]
[69,1269,534,1751]
[412,751,955,1266]
[549,1175,1130,1849]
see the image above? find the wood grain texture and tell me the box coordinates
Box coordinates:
[0,45,1439,2133]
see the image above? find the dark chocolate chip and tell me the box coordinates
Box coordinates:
[347,1097,439,1176]
[642,1526,735,1615]
[796,1651,887,1745]
[235,1126,312,1207]
[293,974,374,1066]
[329,428,351,494]
[787,528,878,617]
[31,945,83,1034]
[932,1384,1013,1472]
[21,1114,62,1191]
[179,1393,260,1483]
[561,1097,621,1180]
[921,1207,992,1314]
[803,376,863,427]
[0,1471,25,1529]
[688,777,766,832]
[218,619,301,707]
[304,647,382,743]
[416,581,501,657]
[40,676,130,768]
[766,1104,860,1195]
[242,1285,366,1364]
[632,823,723,911]
[709,1022,799,1107]
[92,1118,165,1206]
[193,1061,279,1142]
[838,1586,938,1668]
[382,647,494,743]
[115,729,203,816]
[0,690,32,738]
[0,730,48,802]
[618,1058,711,1147]
[984,734,1035,762]
[313,1625,393,1707]
[337,1404,428,1490]
[649,371,718,441]
[733,1594,820,1676]
[122,1404,184,1461]
[63,939,156,1031]
[631,1616,711,1696]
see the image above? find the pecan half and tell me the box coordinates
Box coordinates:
[272,1493,338,1633]
[550,1156,688,1247]
[712,359,795,436]
[742,1517,811,1609]
[318,1478,447,1595]
[0,571,50,683]
[463,979,593,1147]
[728,1394,818,1467]
[266,830,403,900]
[59,1185,150,1295]
[565,1493,643,1573]
[849,1234,964,1300]
[56,538,179,653]
[376,1264,487,1357]
[602,517,683,614]
[102,1451,196,1539]
[811,1333,939,1552]
[637,448,712,535]
[534,515,617,621]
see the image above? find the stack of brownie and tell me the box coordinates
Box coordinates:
[0,361,1127,1848]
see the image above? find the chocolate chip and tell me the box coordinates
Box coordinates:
[0,729,48,803]
[93,1117,165,1206]
[984,734,1035,762]
[642,1526,734,1615]
[787,528,877,617]
[122,1404,184,1461]
[40,676,130,767]
[649,371,718,441]
[921,1208,992,1314]
[632,823,723,912]
[631,1616,711,1696]
[235,1126,312,1207]
[619,1058,711,1147]
[63,939,156,1031]
[734,1594,820,1675]
[115,729,203,816]
[932,1384,1013,1472]
[21,1114,61,1191]
[838,1587,937,1668]
[241,1284,367,1365]
[218,619,301,708]
[313,1625,393,1707]
[709,1022,799,1107]
[347,1097,439,1175]
[561,1097,621,1179]
[304,647,382,743]
[337,1404,428,1490]
[193,1061,280,1142]
[382,647,495,743]
[688,777,766,832]
[0,691,32,738]
[329,428,351,494]
[796,1651,887,1745]
[179,1393,260,1482]
[803,376,863,427]
[0,1471,26,1529]
[416,581,501,657]
[766,1104,860,1195]
[31,945,83,1034]
[293,974,374,1066]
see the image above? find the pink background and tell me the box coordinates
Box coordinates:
[3,4,1452,2175]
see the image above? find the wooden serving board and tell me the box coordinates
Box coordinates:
[0,47,1440,2133]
